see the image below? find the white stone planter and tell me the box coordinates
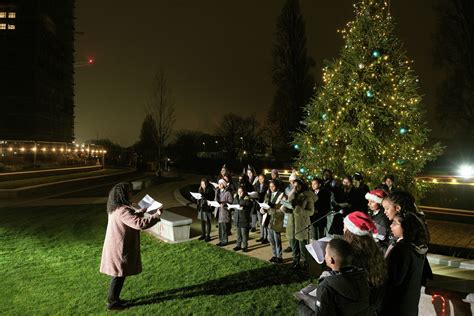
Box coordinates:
[148,211,192,243]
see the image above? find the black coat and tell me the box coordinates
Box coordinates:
[382,240,425,316]
[313,267,370,315]
[196,185,216,218]
[310,188,332,228]
[254,182,268,202]
[232,195,252,228]
[252,181,268,214]
[370,210,391,252]
[353,185,369,212]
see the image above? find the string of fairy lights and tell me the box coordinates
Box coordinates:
[0,141,106,158]
[292,0,442,188]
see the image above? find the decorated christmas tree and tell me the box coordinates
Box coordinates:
[293,0,442,195]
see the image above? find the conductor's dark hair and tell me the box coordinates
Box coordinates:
[327,238,353,267]
[107,182,132,214]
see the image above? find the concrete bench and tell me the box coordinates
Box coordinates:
[148,211,192,243]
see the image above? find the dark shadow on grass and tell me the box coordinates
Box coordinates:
[127,264,308,307]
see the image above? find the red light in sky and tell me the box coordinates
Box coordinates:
[87,58,94,64]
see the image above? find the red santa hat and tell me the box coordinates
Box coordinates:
[343,211,378,236]
[365,189,386,204]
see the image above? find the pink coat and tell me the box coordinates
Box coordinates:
[100,206,160,277]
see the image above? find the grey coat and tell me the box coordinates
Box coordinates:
[215,189,233,223]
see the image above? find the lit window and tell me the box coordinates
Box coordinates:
[8,12,15,18]
[0,12,6,18]
[0,23,6,30]
[8,24,14,30]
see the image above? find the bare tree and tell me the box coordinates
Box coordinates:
[146,69,176,171]
[215,113,266,160]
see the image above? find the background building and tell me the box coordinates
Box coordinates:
[0,0,75,142]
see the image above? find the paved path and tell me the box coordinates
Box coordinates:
[131,175,299,267]
[428,220,474,249]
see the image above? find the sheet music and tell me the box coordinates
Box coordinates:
[257,202,270,210]
[248,191,259,199]
[190,192,202,200]
[137,194,163,213]
[227,203,243,210]
[281,200,293,209]
[207,200,220,208]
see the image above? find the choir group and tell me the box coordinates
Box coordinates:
[194,165,431,316]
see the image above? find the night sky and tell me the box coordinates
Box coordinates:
[74,0,440,147]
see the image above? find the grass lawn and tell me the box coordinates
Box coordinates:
[0,204,308,315]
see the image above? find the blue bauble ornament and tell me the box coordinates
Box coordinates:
[366,90,374,98]
[396,159,406,165]
[399,127,408,135]
[293,144,300,150]
[372,50,381,58]
[299,167,306,174]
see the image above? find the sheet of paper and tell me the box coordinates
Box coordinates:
[210,182,219,189]
[207,200,220,208]
[281,200,293,209]
[308,288,317,297]
[248,191,259,199]
[257,202,270,210]
[190,192,202,200]
[138,194,163,212]
[227,203,243,210]
[306,237,332,264]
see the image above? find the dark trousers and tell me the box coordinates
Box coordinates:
[251,213,257,228]
[218,223,228,244]
[200,218,211,238]
[236,227,250,248]
[226,222,232,236]
[108,276,125,304]
[311,223,326,240]
[290,238,308,264]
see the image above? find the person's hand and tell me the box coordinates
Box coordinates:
[259,208,266,214]
[155,207,163,216]
[138,207,148,213]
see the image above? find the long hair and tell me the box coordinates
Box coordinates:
[199,177,210,194]
[384,190,430,242]
[395,212,429,247]
[106,182,132,213]
[343,230,387,288]
[384,190,418,214]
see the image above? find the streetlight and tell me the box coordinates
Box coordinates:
[458,164,474,179]
[202,142,206,152]
[240,136,244,147]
